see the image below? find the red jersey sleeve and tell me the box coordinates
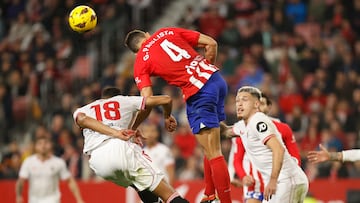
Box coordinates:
[134,57,152,90]
[233,137,247,179]
[273,121,302,166]
[170,27,200,47]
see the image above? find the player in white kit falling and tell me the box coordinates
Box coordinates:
[73,87,188,203]
[233,86,308,203]
[16,136,84,203]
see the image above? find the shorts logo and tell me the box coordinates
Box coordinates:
[256,122,268,132]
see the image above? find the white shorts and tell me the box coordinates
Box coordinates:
[264,172,309,203]
[243,159,308,203]
[88,138,164,191]
[29,195,59,203]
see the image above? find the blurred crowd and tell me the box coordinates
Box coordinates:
[1,0,360,184]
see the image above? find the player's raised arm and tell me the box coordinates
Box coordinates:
[197,33,218,64]
[131,86,154,130]
[75,112,135,140]
[144,95,172,117]
[131,88,177,132]
[308,144,360,163]
[144,95,177,132]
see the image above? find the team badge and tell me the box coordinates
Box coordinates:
[256,122,268,132]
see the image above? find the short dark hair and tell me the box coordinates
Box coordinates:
[124,30,146,53]
[101,87,122,98]
[35,135,51,144]
[260,93,272,106]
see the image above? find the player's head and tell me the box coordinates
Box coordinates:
[101,87,121,98]
[124,30,150,53]
[141,123,160,147]
[259,93,272,114]
[34,136,53,156]
[236,86,262,120]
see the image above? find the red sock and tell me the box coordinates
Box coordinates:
[209,156,232,203]
[203,157,215,196]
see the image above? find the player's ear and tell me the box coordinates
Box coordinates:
[254,99,260,109]
[145,32,151,38]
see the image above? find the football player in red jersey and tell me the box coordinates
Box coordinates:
[125,27,231,203]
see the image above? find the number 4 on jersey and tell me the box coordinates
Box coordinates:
[160,39,191,62]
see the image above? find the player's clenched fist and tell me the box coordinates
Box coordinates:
[242,175,255,186]
[165,115,177,132]
[115,129,135,141]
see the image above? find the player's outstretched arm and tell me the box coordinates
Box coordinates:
[145,95,177,132]
[75,112,135,140]
[308,144,360,163]
[131,87,153,130]
[308,144,344,163]
[145,95,172,117]
[197,33,218,64]
[67,177,85,203]
[220,122,238,139]
[342,149,360,162]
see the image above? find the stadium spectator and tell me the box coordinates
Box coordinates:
[15,136,84,203]
[142,122,175,186]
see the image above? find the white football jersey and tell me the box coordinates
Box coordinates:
[73,95,145,154]
[143,143,174,183]
[233,112,305,183]
[19,155,71,201]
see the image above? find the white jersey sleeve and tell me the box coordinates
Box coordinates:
[342,149,360,162]
[248,112,277,144]
[232,120,246,135]
[127,96,146,111]
[58,158,71,180]
[19,158,30,179]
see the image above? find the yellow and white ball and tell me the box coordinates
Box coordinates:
[68,5,97,33]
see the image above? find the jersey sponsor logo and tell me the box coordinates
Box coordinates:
[256,122,268,132]
[135,77,141,84]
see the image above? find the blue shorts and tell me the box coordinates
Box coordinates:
[244,191,264,201]
[186,71,227,134]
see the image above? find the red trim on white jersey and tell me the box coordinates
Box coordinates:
[140,97,146,110]
[262,134,275,144]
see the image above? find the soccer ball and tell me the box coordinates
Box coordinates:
[68,5,97,33]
